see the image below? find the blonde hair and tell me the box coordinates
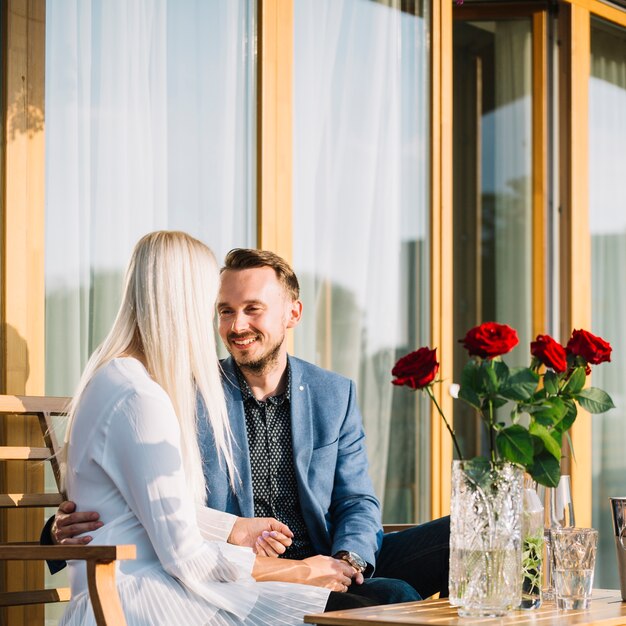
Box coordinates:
[61,231,235,504]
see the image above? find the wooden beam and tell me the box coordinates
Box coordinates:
[559,1,592,527]
[257,0,293,264]
[532,11,548,338]
[430,0,454,519]
[562,0,626,29]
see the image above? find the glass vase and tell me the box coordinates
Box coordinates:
[520,478,544,609]
[449,459,523,618]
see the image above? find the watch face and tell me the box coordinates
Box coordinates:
[347,551,367,572]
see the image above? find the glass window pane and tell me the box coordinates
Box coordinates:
[453,19,533,456]
[44,0,256,396]
[293,0,431,522]
[589,16,626,591]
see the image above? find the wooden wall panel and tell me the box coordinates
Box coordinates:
[1,0,46,624]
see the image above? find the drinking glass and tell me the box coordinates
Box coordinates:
[544,475,575,600]
[551,527,598,610]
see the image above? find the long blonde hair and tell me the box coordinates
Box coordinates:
[61,231,235,504]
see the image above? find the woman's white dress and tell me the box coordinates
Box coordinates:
[59,357,330,625]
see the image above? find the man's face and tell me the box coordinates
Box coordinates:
[217,267,302,375]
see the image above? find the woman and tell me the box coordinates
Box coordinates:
[58,231,359,626]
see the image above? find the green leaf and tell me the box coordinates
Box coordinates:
[529,422,561,461]
[528,452,561,488]
[494,360,510,386]
[481,363,499,394]
[500,367,539,401]
[460,360,482,393]
[552,399,577,433]
[577,388,615,414]
[564,367,586,395]
[491,397,509,410]
[496,425,534,465]
[458,385,481,410]
[544,370,559,396]
[531,398,566,428]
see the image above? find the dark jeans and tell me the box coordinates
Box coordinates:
[374,515,450,599]
[325,577,419,611]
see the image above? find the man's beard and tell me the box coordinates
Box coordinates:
[229,333,284,375]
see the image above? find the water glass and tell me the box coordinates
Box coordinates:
[551,527,598,610]
[544,475,575,600]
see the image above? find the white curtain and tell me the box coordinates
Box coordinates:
[45,0,255,396]
[589,20,626,590]
[293,0,430,520]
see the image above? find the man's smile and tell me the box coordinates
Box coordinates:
[230,334,259,349]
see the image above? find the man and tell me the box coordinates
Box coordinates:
[46,249,449,603]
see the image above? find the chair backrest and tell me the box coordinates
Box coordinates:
[0,395,135,626]
[0,395,70,617]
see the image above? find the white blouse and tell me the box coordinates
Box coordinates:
[59,357,329,626]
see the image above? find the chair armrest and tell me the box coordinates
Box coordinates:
[383,524,416,533]
[0,544,135,626]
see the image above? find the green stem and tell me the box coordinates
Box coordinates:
[426,386,464,460]
[488,397,495,462]
[488,360,496,462]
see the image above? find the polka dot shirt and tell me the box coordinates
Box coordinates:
[235,365,315,560]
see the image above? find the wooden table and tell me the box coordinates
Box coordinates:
[304,590,626,626]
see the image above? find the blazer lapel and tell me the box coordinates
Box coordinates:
[288,356,314,487]
[222,357,255,517]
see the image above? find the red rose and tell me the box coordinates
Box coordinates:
[566,329,612,365]
[460,322,519,359]
[392,347,439,390]
[530,334,567,373]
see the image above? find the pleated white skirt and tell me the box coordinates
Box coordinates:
[59,564,329,626]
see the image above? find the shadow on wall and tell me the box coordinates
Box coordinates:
[7,83,45,141]
[2,323,30,394]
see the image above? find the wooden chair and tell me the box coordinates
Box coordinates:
[0,395,135,625]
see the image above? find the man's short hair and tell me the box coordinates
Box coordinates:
[222,248,300,300]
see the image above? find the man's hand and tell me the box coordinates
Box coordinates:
[228,517,293,555]
[298,555,359,591]
[51,501,102,545]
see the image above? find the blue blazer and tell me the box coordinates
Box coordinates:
[198,355,384,568]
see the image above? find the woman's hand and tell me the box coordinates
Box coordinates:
[252,554,357,592]
[228,516,293,555]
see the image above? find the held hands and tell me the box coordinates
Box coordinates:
[51,501,102,545]
[228,516,294,555]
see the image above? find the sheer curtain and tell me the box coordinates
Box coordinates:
[45,0,256,396]
[293,0,431,521]
[589,18,626,590]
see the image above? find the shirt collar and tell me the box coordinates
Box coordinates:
[235,363,291,405]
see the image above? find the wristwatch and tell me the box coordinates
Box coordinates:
[334,550,367,573]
